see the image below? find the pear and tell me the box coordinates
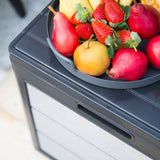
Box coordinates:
[48,6,80,57]
[107,48,148,81]
[144,4,160,30]
[73,37,111,76]
[128,1,159,40]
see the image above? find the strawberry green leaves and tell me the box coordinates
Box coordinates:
[109,22,129,30]
[120,5,131,22]
[107,45,115,59]
[75,3,91,23]
[124,31,141,51]
[105,35,123,58]
[91,18,108,24]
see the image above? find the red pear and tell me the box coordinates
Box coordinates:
[146,35,160,69]
[128,2,159,40]
[143,4,160,30]
[107,48,148,81]
[49,6,80,57]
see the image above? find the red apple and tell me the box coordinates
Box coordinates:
[146,35,160,69]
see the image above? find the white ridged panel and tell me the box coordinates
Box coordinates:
[27,83,151,160]
[32,109,115,160]
[37,132,83,160]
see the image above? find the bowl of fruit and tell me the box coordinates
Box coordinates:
[47,0,160,89]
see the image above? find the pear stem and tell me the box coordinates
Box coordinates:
[48,5,56,15]
[133,0,138,7]
[87,34,94,49]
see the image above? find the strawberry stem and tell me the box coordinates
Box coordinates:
[133,45,137,52]
[114,43,118,47]
[87,34,94,49]
[48,5,56,15]
[111,28,116,38]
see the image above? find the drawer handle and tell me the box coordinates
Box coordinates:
[77,104,132,140]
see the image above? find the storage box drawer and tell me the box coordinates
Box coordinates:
[27,83,150,160]
[32,109,115,160]
[37,132,82,160]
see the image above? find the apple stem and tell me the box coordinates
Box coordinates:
[87,34,94,49]
[48,5,56,15]
[106,70,115,77]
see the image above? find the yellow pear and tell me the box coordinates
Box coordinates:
[73,40,111,76]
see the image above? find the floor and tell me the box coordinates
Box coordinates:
[0,70,51,160]
[0,0,51,159]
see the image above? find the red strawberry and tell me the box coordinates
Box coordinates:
[105,2,125,23]
[70,11,81,25]
[92,4,106,20]
[120,30,131,44]
[75,23,94,40]
[92,21,113,44]
[120,30,141,51]
[102,0,116,4]
[70,3,90,25]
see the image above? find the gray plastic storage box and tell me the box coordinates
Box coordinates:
[9,1,160,160]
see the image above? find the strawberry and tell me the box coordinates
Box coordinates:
[70,11,81,25]
[92,21,113,44]
[75,23,94,40]
[105,2,125,24]
[120,30,131,44]
[70,3,90,25]
[92,4,106,20]
[120,30,141,51]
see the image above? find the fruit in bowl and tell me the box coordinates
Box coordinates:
[74,37,111,76]
[107,48,148,81]
[48,0,160,82]
[48,6,80,57]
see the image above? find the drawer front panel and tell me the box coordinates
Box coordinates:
[37,132,82,160]
[32,109,115,160]
[27,83,151,160]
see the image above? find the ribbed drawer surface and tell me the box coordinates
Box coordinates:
[32,109,115,160]
[27,83,151,160]
[37,131,82,160]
